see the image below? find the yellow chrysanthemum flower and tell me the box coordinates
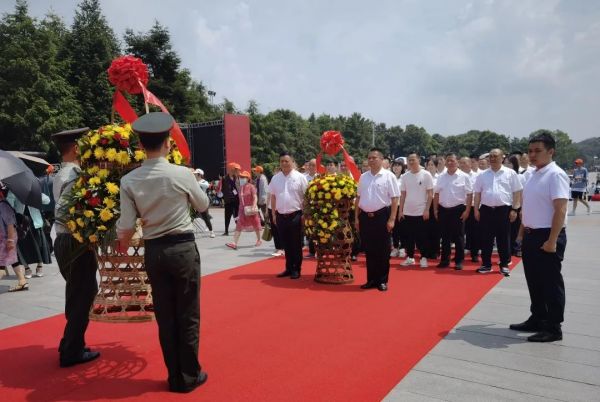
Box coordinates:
[324,193,331,200]
[87,166,99,175]
[320,238,328,244]
[99,208,114,222]
[105,182,119,195]
[72,232,83,243]
[94,147,105,160]
[67,220,77,232]
[89,134,100,145]
[79,188,87,198]
[88,234,98,243]
[83,210,94,218]
[117,151,130,165]
[88,176,101,186]
[134,150,146,161]
[103,197,116,209]
[69,206,76,215]
[172,150,183,165]
[105,148,117,162]
[82,149,92,160]
[97,169,109,179]
[76,218,85,228]
[98,225,107,231]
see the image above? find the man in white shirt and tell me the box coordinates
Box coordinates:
[510,131,569,343]
[399,152,434,268]
[269,152,309,279]
[473,148,523,275]
[434,154,473,270]
[355,148,400,291]
[464,155,482,262]
[304,159,317,182]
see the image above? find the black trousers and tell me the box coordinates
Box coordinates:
[54,233,98,362]
[522,228,567,328]
[439,205,466,263]
[402,215,430,259]
[427,204,441,258]
[199,211,213,231]
[268,208,283,250]
[359,208,391,284]
[479,205,511,267]
[224,199,239,234]
[144,237,202,391]
[465,208,480,255]
[392,206,404,249]
[276,210,303,274]
[510,214,522,255]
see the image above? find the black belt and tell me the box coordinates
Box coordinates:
[360,206,390,218]
[481,204,510,210]
[145,232,195,246]
[439,204,465,210]
[276,210,302,218]
[524,227,565,234]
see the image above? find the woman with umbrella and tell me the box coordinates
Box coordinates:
[0,184,29,291]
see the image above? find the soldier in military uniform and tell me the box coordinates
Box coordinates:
[52,127,101,368]
[116,112,209,393]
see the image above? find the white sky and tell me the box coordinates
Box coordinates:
[4,0,600,141]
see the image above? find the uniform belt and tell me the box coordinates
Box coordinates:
[524,227,564,234]
[361,207,390,218]
[277,210,302,218]
[145,232,195,246]
[439,204,464,210]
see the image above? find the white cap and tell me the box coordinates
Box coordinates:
[193,168,204,176]
[479,153,490,160]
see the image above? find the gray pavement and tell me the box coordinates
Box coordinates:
[1,202,599,401]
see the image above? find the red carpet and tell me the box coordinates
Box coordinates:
[0,254,517,401]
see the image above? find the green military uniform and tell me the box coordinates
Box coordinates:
[117,112,209,393]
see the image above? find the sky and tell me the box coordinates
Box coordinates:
[3,0,600,141]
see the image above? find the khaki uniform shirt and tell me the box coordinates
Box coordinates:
[117,157,209,240]
[53,162,81,234]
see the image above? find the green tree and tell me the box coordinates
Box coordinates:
[62,0,119,128]
[0,1,81,155]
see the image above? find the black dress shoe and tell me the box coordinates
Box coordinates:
[60,350,100,368]
[509,319,544,332]
[377,283,388,291]
[436,262,450,268]
[170,371,208,393]
[454,262,463,270]
[528,331,562,342]
[290,272,301,279]
[360,281,376,289]
[471,256,480,263]
[276,270,291,277]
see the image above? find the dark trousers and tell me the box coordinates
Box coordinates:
[465,208,480,255]
[479,205,511,267]
[427,204,441,258]
[54,234,98,362]
[268,208,283,250]
[359,208,391,284]
[522,228,567,329]
[439,205,466,263]
[402,215,430,259]
[392,213,404,249]
[258,204,267,226]
[144,238,202,391]
[277,211,303,274]
[224,199,239,234]
[510,214,522,255]
[199,211,213,231]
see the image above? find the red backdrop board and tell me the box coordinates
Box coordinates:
[224,114,251,172]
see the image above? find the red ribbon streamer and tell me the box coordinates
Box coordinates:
[112,90,138,123]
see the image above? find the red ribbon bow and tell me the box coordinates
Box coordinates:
[315,131,360,181]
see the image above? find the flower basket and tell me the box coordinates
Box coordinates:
[304,174,357,284]
[90,239,154,323]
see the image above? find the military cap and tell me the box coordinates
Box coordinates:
[132,112,174,136]
[51,127,90,144]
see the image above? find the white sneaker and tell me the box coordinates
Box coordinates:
[587,207,592,215]
[390,248,399,257]
[401,257,415,266]
[209,231,215,238]
[399,248,407,258]
[420,258,429,268]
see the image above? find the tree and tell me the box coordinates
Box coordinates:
[0,1,81,155]
[61,0,119,128]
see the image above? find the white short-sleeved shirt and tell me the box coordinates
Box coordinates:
[473,166,523,207]
[401,168,434,216]
[522,165,535,183]
[357,168,400,213]
[435,170,473,208]
[268,170,308,214]
[522,162,569,229]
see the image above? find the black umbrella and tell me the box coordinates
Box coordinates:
[0,149,43,209]
[7,151,50,176]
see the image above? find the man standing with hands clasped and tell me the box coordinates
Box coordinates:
[117,112,210,393]
[433,153,473,270]
[473,148,523,276]
[355,148,400,291]
[510,131,569,342]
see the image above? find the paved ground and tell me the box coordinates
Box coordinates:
[1,201,599,401]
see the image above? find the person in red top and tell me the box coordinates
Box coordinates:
[226,171,262,249]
